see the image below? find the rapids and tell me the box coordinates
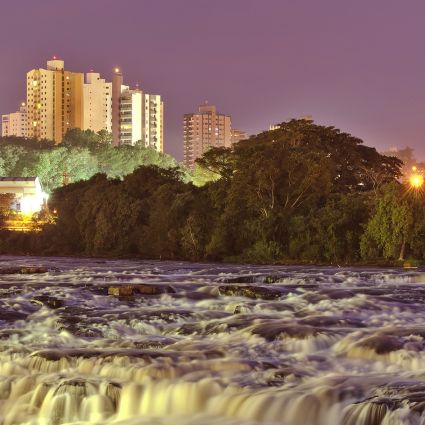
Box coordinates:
[0,257,425,424]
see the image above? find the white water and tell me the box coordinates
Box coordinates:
[1,257,425,424]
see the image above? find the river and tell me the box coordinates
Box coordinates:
[0,256,424,425]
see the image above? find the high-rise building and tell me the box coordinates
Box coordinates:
[26,59,84,143]
[111,68,124,146]
[4,60,163,148]
[119,88,142,146]
[142,94,164,152]
[183,103,232,169]
[83,72,112,133]
[1,103,27,137]
[111,68,164,151]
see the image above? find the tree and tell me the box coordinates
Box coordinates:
[360,183,422,261]
[0,120,407,264]
[0,145,26,175]
[62,128,100,149]
[196,147,234,180]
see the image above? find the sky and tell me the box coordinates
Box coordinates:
[0,0,424,161]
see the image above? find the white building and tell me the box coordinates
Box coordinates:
[112,68,164,151]
[0,177,47,214]
[143,94,164,152]
[83,72,112,133]
[1,103,27,137]
[119,88,142,146]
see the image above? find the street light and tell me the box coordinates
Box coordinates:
[409,174,424,189]
[400,166,424,264]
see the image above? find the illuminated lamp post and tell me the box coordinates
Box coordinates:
[400,166,424,263]
[409,172,424,190]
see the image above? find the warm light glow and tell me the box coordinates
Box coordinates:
[114,68,120,73]
[20,196,42,214]
[409,174,424,189]
[412,166,417,172]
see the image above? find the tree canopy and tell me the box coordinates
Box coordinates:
[0,129,179,192]
[1,119,419,265]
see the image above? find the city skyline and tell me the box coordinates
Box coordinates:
[1,0,425,161]
[2,59,164,151]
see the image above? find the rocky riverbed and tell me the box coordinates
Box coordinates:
[0,256,424,425]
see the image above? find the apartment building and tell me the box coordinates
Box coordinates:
[1,103,27,137]
[26,59,84,143]
[119,88,142,146]
[83,72,112,133]
[2,60,164,151]
[142,94,164,152]
[183,104,232,168]
[112,68,164,151]
[231,128,249,144]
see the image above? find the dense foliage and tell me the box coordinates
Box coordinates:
[2,119,422,264]
[0,129,178,192]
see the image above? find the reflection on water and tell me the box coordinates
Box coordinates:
[0,256,425,424]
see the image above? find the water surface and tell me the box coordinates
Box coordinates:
[0,256,424,425]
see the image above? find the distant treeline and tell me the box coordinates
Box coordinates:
[0,129,179,192]
[2,119,425,264]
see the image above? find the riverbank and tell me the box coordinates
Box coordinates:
[0,240,418,270]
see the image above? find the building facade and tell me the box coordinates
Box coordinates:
[231,128,249,144]
[26,59,84,143]
[2,60,164,150]
[112,68,164,151]
[119,88,142,146]
[183,104,232,169]
[142,94,164,152]
[1,103,27,137]
[83,72,112,133]
[111,68,124,145]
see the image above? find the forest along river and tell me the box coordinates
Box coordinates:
[1,258,425,425]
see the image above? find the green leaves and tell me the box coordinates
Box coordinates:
[360,183,425,261]
[0,131,178,192]
[0,120,409,264]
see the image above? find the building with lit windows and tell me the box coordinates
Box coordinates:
[1,103,27,137]
[142,93,164,152]
[183,103,232,169]
[112,68,164,151]
[3,60,164,149]
[26,58,84,143]
[119,88,142,146]
[231,128,249,144]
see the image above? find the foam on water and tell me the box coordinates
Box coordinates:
[0,256,425,424]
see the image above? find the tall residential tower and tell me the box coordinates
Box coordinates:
[183,104,232,168]
[111,68,164,151]
[26,59,84,143]
[83,72,112,133]
[1,60,164,152]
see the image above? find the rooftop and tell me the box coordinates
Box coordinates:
[0,177,38,182]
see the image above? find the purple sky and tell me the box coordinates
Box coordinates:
[0,0,424,161]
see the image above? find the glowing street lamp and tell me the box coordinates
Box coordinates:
[409,173,424,189]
